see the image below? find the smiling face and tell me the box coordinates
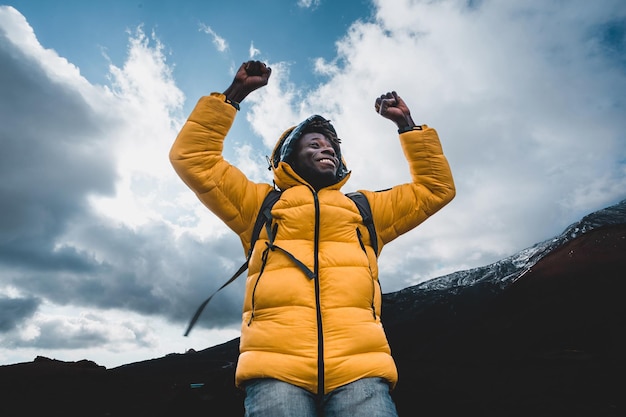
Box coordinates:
[290,132,340,190]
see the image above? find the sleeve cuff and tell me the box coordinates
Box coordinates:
[397,125,423,134]
[225,97,240,111]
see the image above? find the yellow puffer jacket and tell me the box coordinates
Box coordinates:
[170,93,455,394]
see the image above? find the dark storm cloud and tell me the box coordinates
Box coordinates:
[13,317,109,349]
[3,212,247,330]
[591,18,626,69]
[0,296,40,332]
[0,24,117,270]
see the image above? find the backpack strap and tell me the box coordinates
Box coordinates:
[183,260,248,336]
[248,189,282,258]
[184,189,282,336]
[346,192,379,257]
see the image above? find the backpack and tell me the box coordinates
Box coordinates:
[184,190,378,336]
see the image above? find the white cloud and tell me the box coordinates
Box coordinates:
[199,23,228,52]
[249,41,261,59]
[92,25,186,228]
[0,303,239,367]
[298,0,321,9]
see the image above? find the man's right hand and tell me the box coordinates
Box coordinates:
[375,91,416,131]
[223,60,272,104]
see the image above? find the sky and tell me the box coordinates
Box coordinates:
[0,0,625,368]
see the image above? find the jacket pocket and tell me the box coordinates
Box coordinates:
[356,228,377,320]
[248,246,271,325]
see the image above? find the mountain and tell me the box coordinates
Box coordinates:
[383,199,626,416]
[1,199,625,417]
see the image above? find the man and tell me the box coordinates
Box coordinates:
[170,60,455,416]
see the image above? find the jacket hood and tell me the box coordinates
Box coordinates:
[269,115,349,190]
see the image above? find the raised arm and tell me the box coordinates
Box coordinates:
[363,91,455,248]
[169,61,274,249]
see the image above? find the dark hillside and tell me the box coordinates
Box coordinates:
[385,224,626,416]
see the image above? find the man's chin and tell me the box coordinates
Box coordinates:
[312,172,338,189]
[293,165,338,189]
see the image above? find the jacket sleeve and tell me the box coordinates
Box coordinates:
[361,126,455,248]
[169,93,272,253]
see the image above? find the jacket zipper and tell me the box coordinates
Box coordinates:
[247,189,324,393]
[313,191,324,397]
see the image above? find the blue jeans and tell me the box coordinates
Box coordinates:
[244,377,399,417]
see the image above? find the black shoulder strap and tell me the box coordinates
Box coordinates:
[248,189,282,257]
[346,191,379,257]
[184,189,282,336]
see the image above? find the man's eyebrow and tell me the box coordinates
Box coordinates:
[311,138,331,144]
